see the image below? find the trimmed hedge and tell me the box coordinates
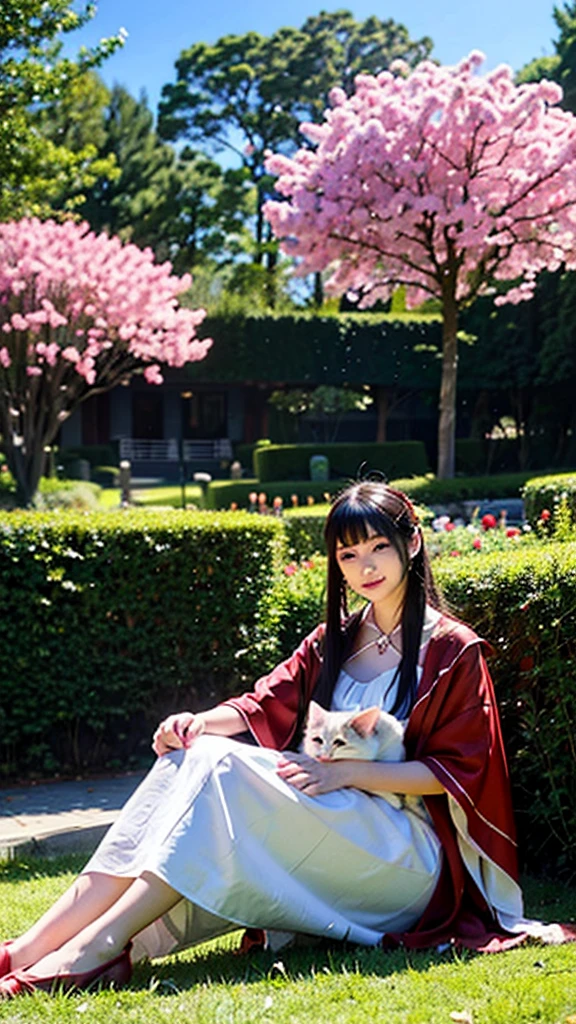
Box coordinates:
[392,472,534,504]
[0,510,284,777]
[435,541,576,875]
[523,472,576,527]
[254,441,429,483]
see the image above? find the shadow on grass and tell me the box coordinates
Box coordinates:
[135,939,453,996]
[2,854,575,997]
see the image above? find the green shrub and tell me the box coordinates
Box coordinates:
[455,438,520,475]
[523,472,576,528]
[58,444,119,470]
[283,506,330,560]
[435,541,576,875]
[35,479,102,510]
[0,509,284,777]
[240,557,327,682]
[391,472,534,504]
[254,441,429,483]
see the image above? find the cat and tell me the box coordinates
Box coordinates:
[301,700,419,812]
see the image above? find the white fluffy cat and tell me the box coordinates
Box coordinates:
[301,700,418,812]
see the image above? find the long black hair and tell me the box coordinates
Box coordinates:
[312,480,443,718]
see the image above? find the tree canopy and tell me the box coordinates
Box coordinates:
[0,1,125,219]
[0,218,211,505]
[157,11,432,285]
[265,52,576,477]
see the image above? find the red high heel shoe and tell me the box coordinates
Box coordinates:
[0,942,132,999]
[0,942,13,978]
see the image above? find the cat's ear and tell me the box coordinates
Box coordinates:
[349,706,381,738]
[306,700,326,727]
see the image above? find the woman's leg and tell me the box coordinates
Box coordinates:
[8,872,133,971]
[18,872,181,979]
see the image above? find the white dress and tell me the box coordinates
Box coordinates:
[84,667,442,960]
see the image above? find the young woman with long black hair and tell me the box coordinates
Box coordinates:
[0,481,571,997]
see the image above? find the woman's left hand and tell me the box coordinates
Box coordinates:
[276,752,347,797]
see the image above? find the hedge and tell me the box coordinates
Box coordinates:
[0,510,284,778]
[435,540,576,875]
[254,441,429,483]
[251,539,576,875]
[523,472,576,527]
[391,472,534,504]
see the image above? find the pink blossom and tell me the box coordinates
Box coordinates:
[26,366,42,377]
[444,521,456,532]
[284,563,298,576]
[0,347,11,368]
[144,364,163,384]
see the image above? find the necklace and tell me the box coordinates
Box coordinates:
[365,617,402,655]
[345,610,402,665]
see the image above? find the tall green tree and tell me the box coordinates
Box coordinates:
[157,12,432,288]
[0,1,124,219]
[67,86,254,274]
[519,2,576,113]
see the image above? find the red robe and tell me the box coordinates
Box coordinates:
[224,614,575,952]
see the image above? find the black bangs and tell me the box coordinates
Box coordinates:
[324,486,411,553]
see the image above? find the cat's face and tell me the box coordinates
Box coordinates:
[302,701,392,762]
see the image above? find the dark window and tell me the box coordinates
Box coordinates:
[82,392,110,445]
[132,392,164,439]
[182,392,227,439]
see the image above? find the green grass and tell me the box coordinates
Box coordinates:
[0,856,575,1023]
[98,484,205,510]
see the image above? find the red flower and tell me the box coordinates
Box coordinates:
[519,655,534,672]
[301,560,315,570]
[450,550,460,557]
[444,521,456,532]
[506,527,521,537]
[481,513,497,530]
[539,508,551,522]
[473,537,482,550]
[283,563,297,576]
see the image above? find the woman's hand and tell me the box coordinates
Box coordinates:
[276,752,348,797]
[152,712,205,757]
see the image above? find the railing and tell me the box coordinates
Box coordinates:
[119,438,233,462]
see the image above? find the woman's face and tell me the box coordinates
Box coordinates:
[335,524,418,616]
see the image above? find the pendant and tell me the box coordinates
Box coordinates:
[376,633,391,654]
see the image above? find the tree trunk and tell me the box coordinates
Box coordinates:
[437,292,459,479]
[313,272,323,308]
[375,387,389,443]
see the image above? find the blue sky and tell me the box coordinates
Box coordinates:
[71,0,560,114]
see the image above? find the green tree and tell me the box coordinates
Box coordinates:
[518,3,576,113]
[157,12,432,294]
[0,1,124,219]
[56,86,254,276]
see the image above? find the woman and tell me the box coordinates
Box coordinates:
[0,481,570,997]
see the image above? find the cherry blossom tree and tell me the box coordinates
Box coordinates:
[265,52,576,477]
[0,218,212,505]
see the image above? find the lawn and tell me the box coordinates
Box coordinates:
[0,856,574,1024]
[98,484,205,510]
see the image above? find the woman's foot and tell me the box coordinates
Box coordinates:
[0,942,13,978]
[0,943,132,999]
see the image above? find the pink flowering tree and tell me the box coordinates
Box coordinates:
[265,52,576,477]
[0,218,212,505]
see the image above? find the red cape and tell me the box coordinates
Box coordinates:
[225,615,575,952]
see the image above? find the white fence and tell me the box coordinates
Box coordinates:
[119,438,233,463]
